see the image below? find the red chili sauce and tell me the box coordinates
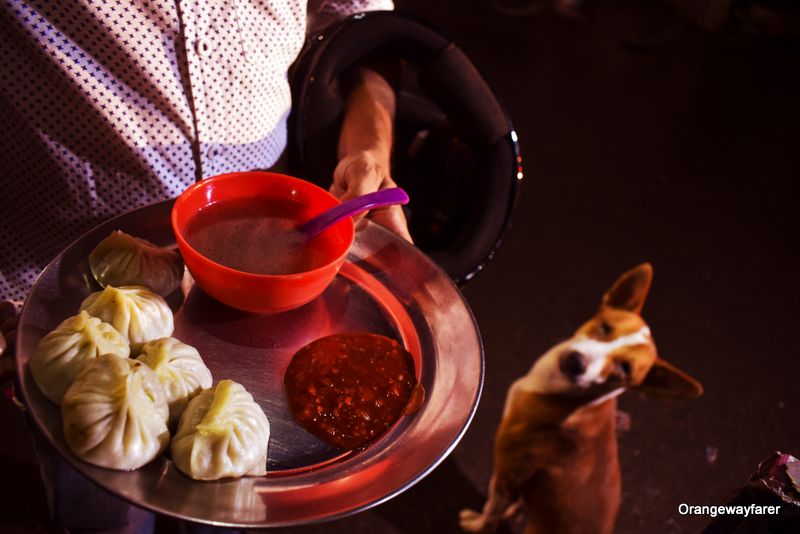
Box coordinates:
[284,333,423,450]
[183,197,328,275]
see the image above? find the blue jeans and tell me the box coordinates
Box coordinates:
[28,417,156,533]
[27,418,241,533]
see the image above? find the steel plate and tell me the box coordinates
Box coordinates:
[14,199,483,528]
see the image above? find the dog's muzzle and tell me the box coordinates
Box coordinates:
[559,350,587,379]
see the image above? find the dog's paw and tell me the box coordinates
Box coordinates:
[502,499,523,520]
[459,508,489,533]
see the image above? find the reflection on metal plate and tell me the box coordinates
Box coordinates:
[15,199,483,527]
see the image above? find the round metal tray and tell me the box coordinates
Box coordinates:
[15,199,483,528]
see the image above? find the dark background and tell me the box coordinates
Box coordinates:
[2,0,799,533]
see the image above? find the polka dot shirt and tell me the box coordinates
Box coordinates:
[0,0,393,304]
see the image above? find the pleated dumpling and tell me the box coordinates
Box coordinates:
[62,353,170,470]
[171,380,270,481]
[30,311,130,404]
[136,337,213,427]
[80,285,173,353]
[89,230,184,296]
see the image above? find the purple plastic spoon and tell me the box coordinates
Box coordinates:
[297,187,410,240]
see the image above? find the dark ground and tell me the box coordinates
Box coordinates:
[2,1,799,533]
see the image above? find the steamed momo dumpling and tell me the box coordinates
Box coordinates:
[80,285,173,353]
[136,337,213,427]
[171,380,270,481]
[89,230,184,296]
[62,353,170,470]
[30,311,130,404]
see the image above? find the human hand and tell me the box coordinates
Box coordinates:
[329,151,413,243]
[0,300,19,379]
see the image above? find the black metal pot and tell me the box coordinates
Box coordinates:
[289,11,522,285]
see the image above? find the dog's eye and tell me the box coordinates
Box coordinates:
[598,321,613,336]
[619,360,632,376]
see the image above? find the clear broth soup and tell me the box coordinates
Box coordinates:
[184,197,329,275]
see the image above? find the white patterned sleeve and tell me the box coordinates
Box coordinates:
[308,0,394,34]
[322,0,395,15]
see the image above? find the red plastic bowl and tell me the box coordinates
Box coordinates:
[171,172,354,313]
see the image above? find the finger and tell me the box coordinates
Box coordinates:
[351,211,368,226]
[0,301,16,323]
[329,159,350,198]
[334,158,385,201]
[0,355,14,380]
[0,327,14,358]
[5,328,16,351]
[328,182,347,199]
[0,316,18,335]
[329,174,369,225]
[355,217,370,232]
[340,175,383,202]
[369,205,414,244]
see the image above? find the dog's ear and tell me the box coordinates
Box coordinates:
[637,358,703,399]
[602,263,653,314]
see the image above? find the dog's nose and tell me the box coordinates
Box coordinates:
[560,350,587,377]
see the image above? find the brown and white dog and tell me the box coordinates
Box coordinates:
[460,263,702,534]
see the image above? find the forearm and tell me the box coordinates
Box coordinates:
[330,62,411,242]
[338,66,396,166]
[0,300,18,378]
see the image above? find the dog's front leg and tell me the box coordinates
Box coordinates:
[459,475,518,533]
